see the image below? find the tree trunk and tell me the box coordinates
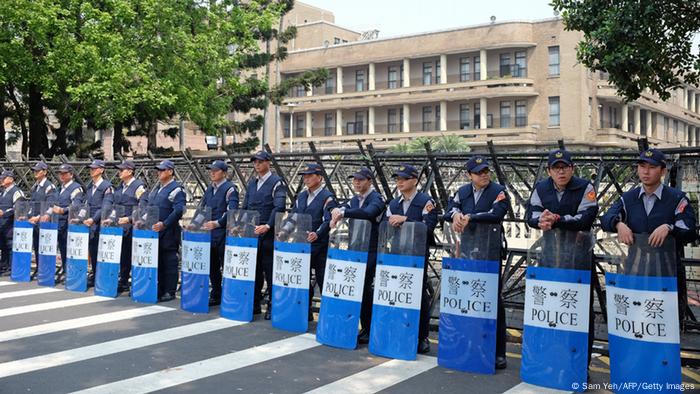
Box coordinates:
[27,84,49,158]
[147,120,157,152]
[0,88,6,159]
[113,120,124,158]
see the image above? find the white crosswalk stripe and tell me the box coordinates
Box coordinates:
[0,318,245,378]
[502,382,572,394]
[0,281,18,287]
[0,295,112,317]
[305,355,438,394]
[0,305,171,343]
[70,333,322,394]
[0,287,60,300]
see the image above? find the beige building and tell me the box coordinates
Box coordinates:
[267,2,700,152]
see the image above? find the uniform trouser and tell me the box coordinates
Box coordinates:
[309,243,329,311]
[158,247,179,296]
[0,229,12,271]
[418,260,432,341]
[32,226,40,273]
[58,227,67,272]
[88,228,99,276]
[209,238,225,299]
[359,251,378,331]
[678,260,688,323]
[587,264,597,366]
[119,229,133,286]
[254,231,275,310]
[496,269,507,359]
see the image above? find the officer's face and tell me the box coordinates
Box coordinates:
[253,159,270,175]
[469,168,491,189]
[33,169,46,180]
[396,176,417,193]
[89,167,104,178]
[209,169,225,183]
[118,168,133,181]
[637,162,665,186]
[352,177,371,194]
[58,171,72,184]
[547,164,573,189]
[1,177,12,188]
[303,174,322,190]
[158,168,173,182]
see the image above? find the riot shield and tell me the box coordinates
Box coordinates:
[65,203,90,292]
[37,202,59,287]
[181,206,212,313]
[131,204,160,304]
[220,209,260,322]
[11,201,33,282]
[369,221,428,361]
[94,204,124,297]
[316,218,372,349]
[604,234,681,393]
[438,222,502,374]
[521,229,594,391]
[272,211,312,333]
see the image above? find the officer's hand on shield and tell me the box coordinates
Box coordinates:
[40,214,50,223]
[118,217,130,225]
[276,229,289,240]
[388,214,407,228]
[331,208,343,222]
[83,218,95,226]
[307,231,318,242]
[615,222,634,245]
[648,224,670,247]
[101,218,113,226]
[152,221,165,232]
[201,220,218,231]
[254,224,270,235]
[29,216,39,224]
[452,213,465,233]
[52,206,63,215]
[0,210,4,217]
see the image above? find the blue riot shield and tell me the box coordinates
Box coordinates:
[521,229,593,391]
[604,234,681,393]
[272,212,312,333]
[131,204,159,304]
[37,202,59,287]
[221,209,259,321]
[316,218,371,349]
[439,222,502,374]
[65,203,90,292]
[94,204,124,297]
[181,206,212,314]
[369,221,427,361]
[11,201,33,282]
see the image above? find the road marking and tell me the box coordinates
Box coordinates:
[0,296,112,318]
[0,287,60,300]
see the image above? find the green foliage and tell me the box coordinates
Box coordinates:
[552,0,700,101]
[388,135,472,153]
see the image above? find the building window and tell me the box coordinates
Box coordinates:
[459,57,471,82]
[500,101,511,128]
[548,46,560,76]
[324,113,334,136]
[388,66,398,89]
[422,106,433,131]
[295,114,305,137]
[608,107,618,128]
[599,105,605,129]
[549,96,560,126]
[515,100,527,127]
[334,37,341,45]
[474,103,481,129]
[499,53,512,77]
[487,114,493,128]
[325,76,334,94]
[435,105,441,130]
[355,111,365,134]
[474,56,481,80]
[400,107,404,132]
[295,84,305,97]
[674,119,679,140]
[388,109,398,132]
[515,51,527,77]
[355,70,365,92]
[284,114,291,137]
[459,104,470,129]
[640,109,647,135]
[436,60,441,84]
[399,65,404,87]
[423,63,433,86]
[627,107,633,132]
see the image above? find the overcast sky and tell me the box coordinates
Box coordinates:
[299,0,700,53]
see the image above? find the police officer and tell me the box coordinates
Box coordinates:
[385,164,438,354]
[83,160,114,287]
[27,162,57,279]
[526,148,598,365]
[0,171,25,275]
[112,160,148,293]
[330,167,385,344]
[147,160,185,302]
[194,160,239,306]
[52,164,84,283]
[443,155,511,369]
[601,148,697,319]
[287,163,337,320]
[241,151,286,319]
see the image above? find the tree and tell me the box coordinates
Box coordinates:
[552,0,700,101]
[388,135,472,153]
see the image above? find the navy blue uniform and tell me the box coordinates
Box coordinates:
[147,180,185,297]
[337,189,385,332]
[242,172,286,311]
[0,184,25,272]
[199,180,239,299]
[112,178,147,287]
[291,187,338,310]
[444,181,510,359]
[601,184,697,319]
[384,191,438,342]
[55,181,84,273]
[28,179,56,264]
[85,178,113,277]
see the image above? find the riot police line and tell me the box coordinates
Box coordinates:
[0,146,696,394]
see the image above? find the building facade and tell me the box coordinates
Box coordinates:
[268,2,700,152]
